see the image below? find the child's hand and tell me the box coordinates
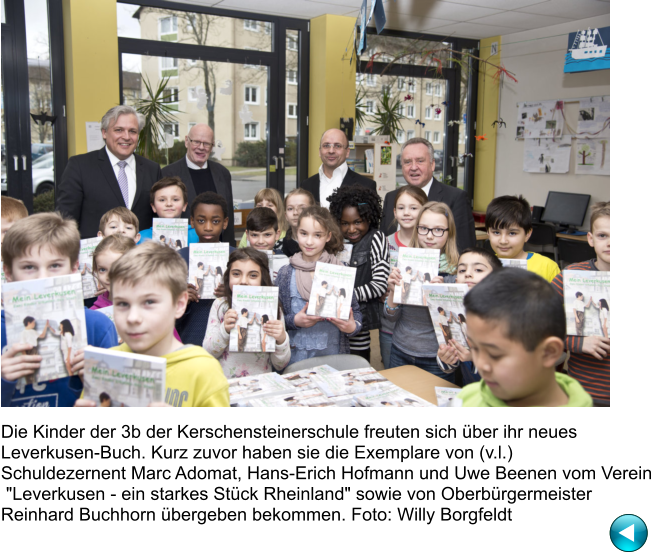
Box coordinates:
[1,343,42,382]
[70,350,86,378]
[450,339,472,363]
[187,283,200,303]
[74,398,96,407]
[294,303,323,328]
[387,267,402,291]
[224,309,238,333]
[213,284,226,298]
[581,336,610,360]
[437,343,459,366]
[264,320,287,345]
[432,276,444,284]
[327,308,357,334]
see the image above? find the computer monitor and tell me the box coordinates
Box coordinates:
[541,191,591,233]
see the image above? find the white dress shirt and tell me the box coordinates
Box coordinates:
[106,146,136,209]
[421,177,434,199]
[186,155,208,170]
[318,162,349,208]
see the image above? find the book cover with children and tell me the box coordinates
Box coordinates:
[389,250,399,269]
[227,372,295,405]
[563,270,610,338]
[281,364,339,391]
[353,384,436,407]
[79,237,103,299]
[82,345,166,407]
[2,274,88,382]
[500,258,528,270]
[228,285,279,353]
[336,244,353,265]
[393,247,441,305]
[423,283,470,348]
[188,243,229,299]
[152,218,189,251]
[243,388,336,408]
[310,367,392,397]
[306,262,356,319]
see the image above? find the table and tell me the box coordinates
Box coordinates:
[556,233,588,242]
[382,365,458,406]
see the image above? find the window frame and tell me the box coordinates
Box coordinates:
[244,84,260,105]
[244,121,260,140]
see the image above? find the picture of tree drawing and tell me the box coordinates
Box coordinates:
[577,143,593,165]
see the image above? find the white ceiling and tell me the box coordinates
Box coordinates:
[173,0,610,38]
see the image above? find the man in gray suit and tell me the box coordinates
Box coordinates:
[162,123,235,245]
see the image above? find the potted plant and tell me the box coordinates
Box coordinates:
[368,89,405,144]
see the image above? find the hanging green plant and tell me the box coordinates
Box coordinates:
[355,88,367,131]
[368,89,405,143]
[133,76,179,160]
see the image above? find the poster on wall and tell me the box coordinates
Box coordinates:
[523,136,572,174]
[575,138,610,176]
[521,100,564,138]
[577,97,610,136]
[564,26,610,73]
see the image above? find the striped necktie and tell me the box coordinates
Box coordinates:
[117,160,129,207]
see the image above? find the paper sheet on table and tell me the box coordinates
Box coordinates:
[577,98,610,136]
[521,100,564,138]
[86,122,104,152]
[575,138,610,175]
[523,136,572,173]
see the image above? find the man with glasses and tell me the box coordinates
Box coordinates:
[162,123,235,245]
[380,137,476,252]
[300,128,376,208]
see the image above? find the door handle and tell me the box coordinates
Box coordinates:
[271,155,279,170]
[279,156,284,169]
[22,155,27,170]
[13,155,19,171]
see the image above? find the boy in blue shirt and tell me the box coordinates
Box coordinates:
[1,213,118,407]
[138,176,199,245]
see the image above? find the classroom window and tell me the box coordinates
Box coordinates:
[244,86,259,104]
[397,130,405,143]
[163,122,179,139]
[243,19,259,31]
[160,57,178,77]
[406,105,415,118]
[244,122,259,139]
[287,70,297,84]
[287,36,298,51]
[426,82,433,95]
[159,16,177,40]
[365,100,375,114]
[287,103,297,118]
[434,83,442,96]
[397,77,405,91]
[425,106,432,119]
[425,130,431,141]
[407,130,415,140]
[433,131,441,143]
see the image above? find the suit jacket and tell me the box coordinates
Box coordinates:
[299,167,376,205]
[381,179,476,253]
[56,148,162,239]
[162,157,235,246]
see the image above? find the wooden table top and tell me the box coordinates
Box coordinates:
[382,365,459,406]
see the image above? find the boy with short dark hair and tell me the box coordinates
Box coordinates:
[457,269,592,407]
[137,176,199,245]
[97,207,141,242]
[177,191,234,346]
[486,195,560,282]
[1,213,118,407]
[245,207,282,253]
[551,201,610,406]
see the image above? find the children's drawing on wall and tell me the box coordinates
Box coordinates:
[523,136,571,173]
[577,97,610,136]
[564,26,610,73]
[521,100,564,138]
[575,138,609,175]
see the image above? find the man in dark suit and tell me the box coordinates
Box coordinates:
[56,106,162,239]
[300,128,375,208]
[162,123,235,246]
[381,138,476,252]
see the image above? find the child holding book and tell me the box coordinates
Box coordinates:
[137,177,199,245]
[280,188,316,257]
[97,207,141,242]
[276,206,362,364]
[203,248,291,377]
[239,188,287,249]
[385,202,459,380]
[1,213,118,407]
[437,247,503,385]
[78,241,229,407]
[457,269,592,407]
[486,194,560,282]
[327,184,390,362]
[176,191,235,346]
[551,201,610,406]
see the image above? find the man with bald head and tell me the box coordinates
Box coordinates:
[300,128,376,208]
[162,123,235,245]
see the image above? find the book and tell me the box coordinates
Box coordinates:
[82,345,166,407]
[2,274,87,383]
[306,262,356,319]
[563,270,610,337]
[389,250,399,269]
[78,237,103,299]
[310,367,392,397]
[393,247,441,306]
[423,283,470,348]
[265,251,289,283]
[336,244,353,265]
[152,218,188,251]
[244,389,336,408]
[353,384,436,407]
[229,285,279,353]
[281,364,339,391]
[188,243,230,299]
[435,386,462,407]
[500,258,528,270]
[228,372,295,406]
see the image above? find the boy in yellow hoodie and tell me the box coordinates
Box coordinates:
[78,241,229,407]
[457,269,592,407]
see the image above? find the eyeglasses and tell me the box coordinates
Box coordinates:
[188,138,214,149]
[417,225,448,237]
[321,143,347,151]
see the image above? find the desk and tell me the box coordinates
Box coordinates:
[383,365,458,406]
[556,233,588,242]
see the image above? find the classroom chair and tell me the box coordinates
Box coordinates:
[284,354,371,373]
[557,238,595,269]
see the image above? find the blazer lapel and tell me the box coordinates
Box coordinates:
[98,148,127,206]
[428,178,444,202]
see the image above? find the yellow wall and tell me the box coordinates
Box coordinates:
[62,0,120,156]
[308,15,357,175]
[473,36,501,211]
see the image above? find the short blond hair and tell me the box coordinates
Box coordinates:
[408,201,460,271]
[99,207,140,234]
[589,201,610,232]
[109,241,187,300]
[92,234,136,274]
[2,212,80,272]
[1,197,29,222]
